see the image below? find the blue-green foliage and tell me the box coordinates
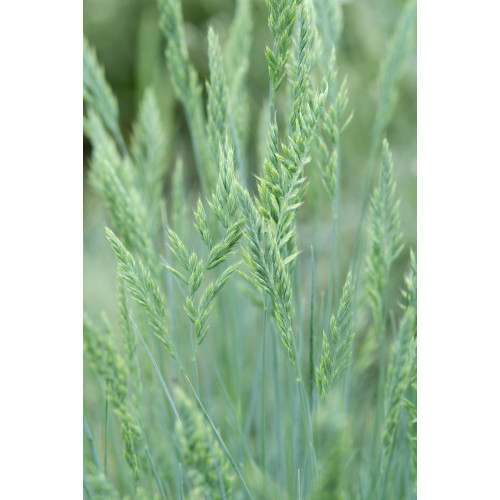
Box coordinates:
[83,0,416,498]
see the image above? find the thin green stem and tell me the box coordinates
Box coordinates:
[145,446,168,500]
[83,412,102,472]
[271,325,287,493]
[325,214,337,330]
[178,463,185,500]
[377,286,390,431]
[261,300,269,486]
[104,383,109,476]
[189,322,200,394]
[297,468,301,500]
[309,247,315,412]
[289,332,317,482]
[268,39,278,123]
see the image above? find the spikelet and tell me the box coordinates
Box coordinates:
[83,314,141,480]
[225,0,252,163]
[209,140,240,229]
[274,80,326,259]
[365,139,404,333]
[118,274,142,411]
[206,28,229,169]
[175,387,234,499]
[259,2,328,265]
[106,228,174,358]
[256,100,270,172]
[157,0,211,193]
[266,0,300,93]
[166,140,243,346]
[194,198,213,250]
[315,48,352,210]
[170,156,186,237]
[380,257,417,488]
[401,249,417,316]
[84,109,122,189]
[401,252,417,490]
[380,304,416,484]
[316,272,355,401]
[239,186,297,366]
[130,87,168,235]
[157,0,193,103]
[85,111,158,275]
[404,393,417,492]
[83,38,125,153]
[330,272,355,382]
[289,2,315,132]
[316,331,332,400]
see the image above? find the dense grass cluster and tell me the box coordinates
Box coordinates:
[83,0,416,498]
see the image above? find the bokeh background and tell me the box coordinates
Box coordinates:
[84,0,416,319]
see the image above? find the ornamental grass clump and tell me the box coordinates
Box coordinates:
[83,0,416,498]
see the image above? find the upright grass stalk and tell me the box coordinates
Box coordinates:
[104,386,109,476]
[261,299,269,487]
[309,247,315,411]
[271,320,287,495]
[83,412,102,472]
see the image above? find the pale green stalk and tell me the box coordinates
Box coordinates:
[261,300,269,487]
[309,247,315,410]
[83,412,102,472]
[104,386,109,476]
[144,447,168,500]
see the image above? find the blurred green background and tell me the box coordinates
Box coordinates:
[83,0,416,324]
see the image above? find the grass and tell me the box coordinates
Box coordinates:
[83,0,417,498]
